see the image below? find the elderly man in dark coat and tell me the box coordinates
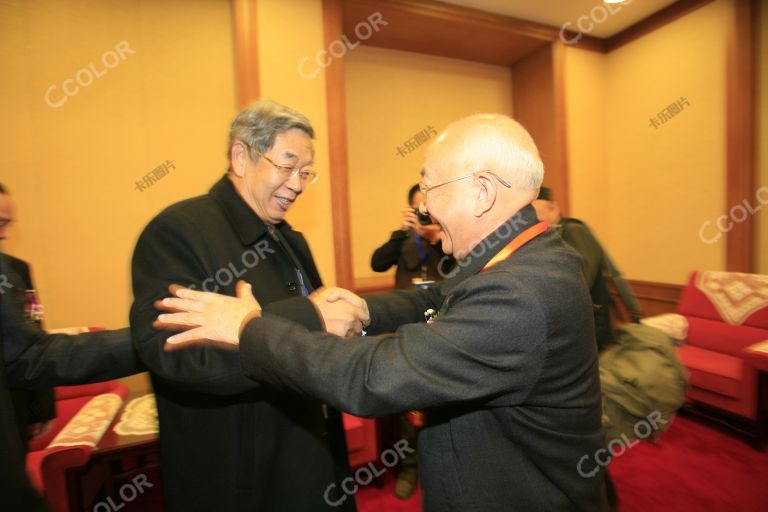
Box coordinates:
[157,113,610,511]
[131,100,363,511]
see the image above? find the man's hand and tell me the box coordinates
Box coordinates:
[309,287,370,338]
[155,281,261,348]
[401,208,442,244]
[401,208,418,232]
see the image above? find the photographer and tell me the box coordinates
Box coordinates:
[371,184,451,289]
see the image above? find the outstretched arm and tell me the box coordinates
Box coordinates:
[157,273,546,417]
[1,258,141,388]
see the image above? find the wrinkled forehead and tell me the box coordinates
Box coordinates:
[421,131,461,183]
[271,128,315,161]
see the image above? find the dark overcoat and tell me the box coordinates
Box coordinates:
[130,176,353,512]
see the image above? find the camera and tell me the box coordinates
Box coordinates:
[414,208,432,226]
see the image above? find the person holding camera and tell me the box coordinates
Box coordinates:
[371,184,450,290]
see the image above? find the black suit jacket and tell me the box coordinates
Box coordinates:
[237,206,610,511]
[370,230,450,289]
[6,255,56,450]
[0,254,142,512]
[130,175,353,512]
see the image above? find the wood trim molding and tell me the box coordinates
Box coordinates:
[610,279,684,319]
[605,0,714,52]
[341,0,552,66]
[724,0,757,272]
[323,0,355,289]
[344,0,560,42]
[352,275,395,295]
[552,40,570,215]
[232,0,260,106]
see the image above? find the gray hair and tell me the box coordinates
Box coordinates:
[427,113,544,192]
[227,100,314,159]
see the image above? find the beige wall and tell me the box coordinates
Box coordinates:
[1,0,237,392]
[565,0,728,284]
[757,2,768,274]
[0,0,237,330]
[564,48,609,243]
[257,0,337,285]
[345,46,512,282]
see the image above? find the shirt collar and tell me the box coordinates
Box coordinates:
[439,204,540,296]
[209,174,291,246]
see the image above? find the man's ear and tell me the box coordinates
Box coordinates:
[473,173,497,217]
[230,142,248,178]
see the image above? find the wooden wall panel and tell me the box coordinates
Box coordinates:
[725,0,758,272]
[512,43,569,213]
[323,0,355,289]
[611,280,684,320]
[232,0,260,106]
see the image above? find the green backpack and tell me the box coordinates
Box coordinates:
[599,323,689,442]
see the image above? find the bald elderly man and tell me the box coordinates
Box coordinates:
[156,114,609,511]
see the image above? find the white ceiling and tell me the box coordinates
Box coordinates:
[436,0,680,38]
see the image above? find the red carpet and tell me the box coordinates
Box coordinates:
[357,414,768,512]
[610,414,768,511]
[356,473,422,512]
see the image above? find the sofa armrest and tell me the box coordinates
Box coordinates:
[26,392,126,512]
[641,313,689,342]
[743,340,768,372]
[26,445,93,510]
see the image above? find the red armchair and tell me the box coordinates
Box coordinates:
[672,271,768,425]
[26,380,129,512]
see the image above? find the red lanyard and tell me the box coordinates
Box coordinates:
[482,221,548,271]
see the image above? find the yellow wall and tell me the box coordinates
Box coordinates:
[256,0,336,285]
[757,2,768,274]
[564,48,609,243]
[345,46,512,282]
[0,0,237,329]
[566,0,727,284]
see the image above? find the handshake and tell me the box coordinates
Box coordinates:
[308,287,370,338]
[155,282,370,348]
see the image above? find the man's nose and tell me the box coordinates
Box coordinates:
[285,172,303,192]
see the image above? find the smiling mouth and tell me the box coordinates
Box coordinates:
[274,195,295,210]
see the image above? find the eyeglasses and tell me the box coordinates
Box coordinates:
[244,143,318,186]
[419,170,511,198]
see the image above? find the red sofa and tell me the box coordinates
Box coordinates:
[672,271,768,424]
[26,380,129,512]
